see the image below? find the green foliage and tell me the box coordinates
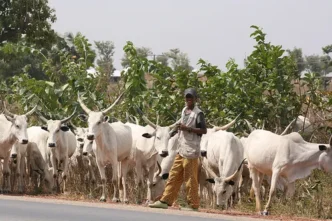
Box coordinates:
[0,0,57,49]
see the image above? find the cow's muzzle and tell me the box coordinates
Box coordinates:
[48,143,56,148]
[201,150,207,157]
[159,150,168,158]
[11,153,17,159]
[87,134,94,141]
[82,152,88,156]
[21,139,28,144]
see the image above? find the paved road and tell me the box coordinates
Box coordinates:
[0,196,268,221]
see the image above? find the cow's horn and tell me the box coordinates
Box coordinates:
[156,161,162,177]
[214,113,241,131]
[24,105,38,116]
[36,112,49,123]
[280,118,297,136]
[244,119,254,132]
[61,108,77,124]
[201,159,218,179]
[142,115,157,129]
[168,118,182,129]
[102,91,125,114]
[2,101,15,118]
[224,158,246,182]
[77,94,92,114]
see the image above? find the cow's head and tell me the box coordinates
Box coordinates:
[38,110,76,148]
[318,135,332,173]
[10,141,28,161]
[205,158,245,208]
[77,92,124,141]
[70,123,87,152]
[141,115,180,158]
[2,104,37,144]
[83,135,94,156]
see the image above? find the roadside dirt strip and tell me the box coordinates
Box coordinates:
[0,195,324,221]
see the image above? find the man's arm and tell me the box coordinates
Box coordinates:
[178,112,207,134]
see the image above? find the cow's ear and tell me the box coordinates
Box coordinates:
[78,114,88,122]
[103,116,109,122]
[170,130,178,137]
[206,178,215,184]
[41,126,48,131]
[142,133,154,138]
[319,145,327,151]
[4,114,14,123]
[161,173,169,180]
[60,126,70,131]
[226,180,235,186]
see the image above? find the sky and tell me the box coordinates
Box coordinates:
[48,0,332,71]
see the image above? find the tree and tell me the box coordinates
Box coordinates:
[287,47,306,75]
[95,41,115,76]
[0,0,57,49]
[121,46,152,68]
[162,48,193,71]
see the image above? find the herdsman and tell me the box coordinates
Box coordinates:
[149,88,207,211]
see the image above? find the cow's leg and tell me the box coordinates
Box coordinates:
[96,160,107,202]
[135,161,144,204]
[62,156,69,193]
[87,155,96,198]
[250,167,263,214]
[120,159,130,204]
[17,155,26,194]
[50,153,58,192]
[263,170,280,215]
[2,157,11,193]
[111,161,120,203]
[285,182,295,199]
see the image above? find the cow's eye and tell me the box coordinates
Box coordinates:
[77,138,83,142]
[156,137,161,140]
[15,125,19,129]
[56,129,60,133]
[97,121,101,125]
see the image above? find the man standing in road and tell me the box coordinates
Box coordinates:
[148,88,207,211]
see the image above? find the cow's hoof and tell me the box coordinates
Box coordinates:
[100,198,107,202]
[261,210,269,216]
[111,198,120,203]
[136,200,142,205]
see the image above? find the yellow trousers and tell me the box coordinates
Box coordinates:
[160,154,199,209]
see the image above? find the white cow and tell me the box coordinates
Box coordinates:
[78,92,134,203]
[71,124,97,195]
[245,129,332,215]
[150,116,240,205]
[202,130,245,209]
[10,142,28,193]
[26,141,53,193]
[36,110,76,193]
[125,114,179,204]
[0,104,36,193]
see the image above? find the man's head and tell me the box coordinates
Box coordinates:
[184,88,198,108]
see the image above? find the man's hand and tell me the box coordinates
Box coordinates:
[177,123,188,131]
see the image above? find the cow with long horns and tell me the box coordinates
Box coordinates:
[0,102,37,193]
[36,109,77,192]
[77,92,134,203]
[125,112,180,204]
[199,116,245,209]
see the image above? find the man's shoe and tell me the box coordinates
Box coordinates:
[148,200,168,209]
[180,206,198,212]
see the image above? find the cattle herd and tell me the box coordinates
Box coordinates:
[1,92,332,216]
